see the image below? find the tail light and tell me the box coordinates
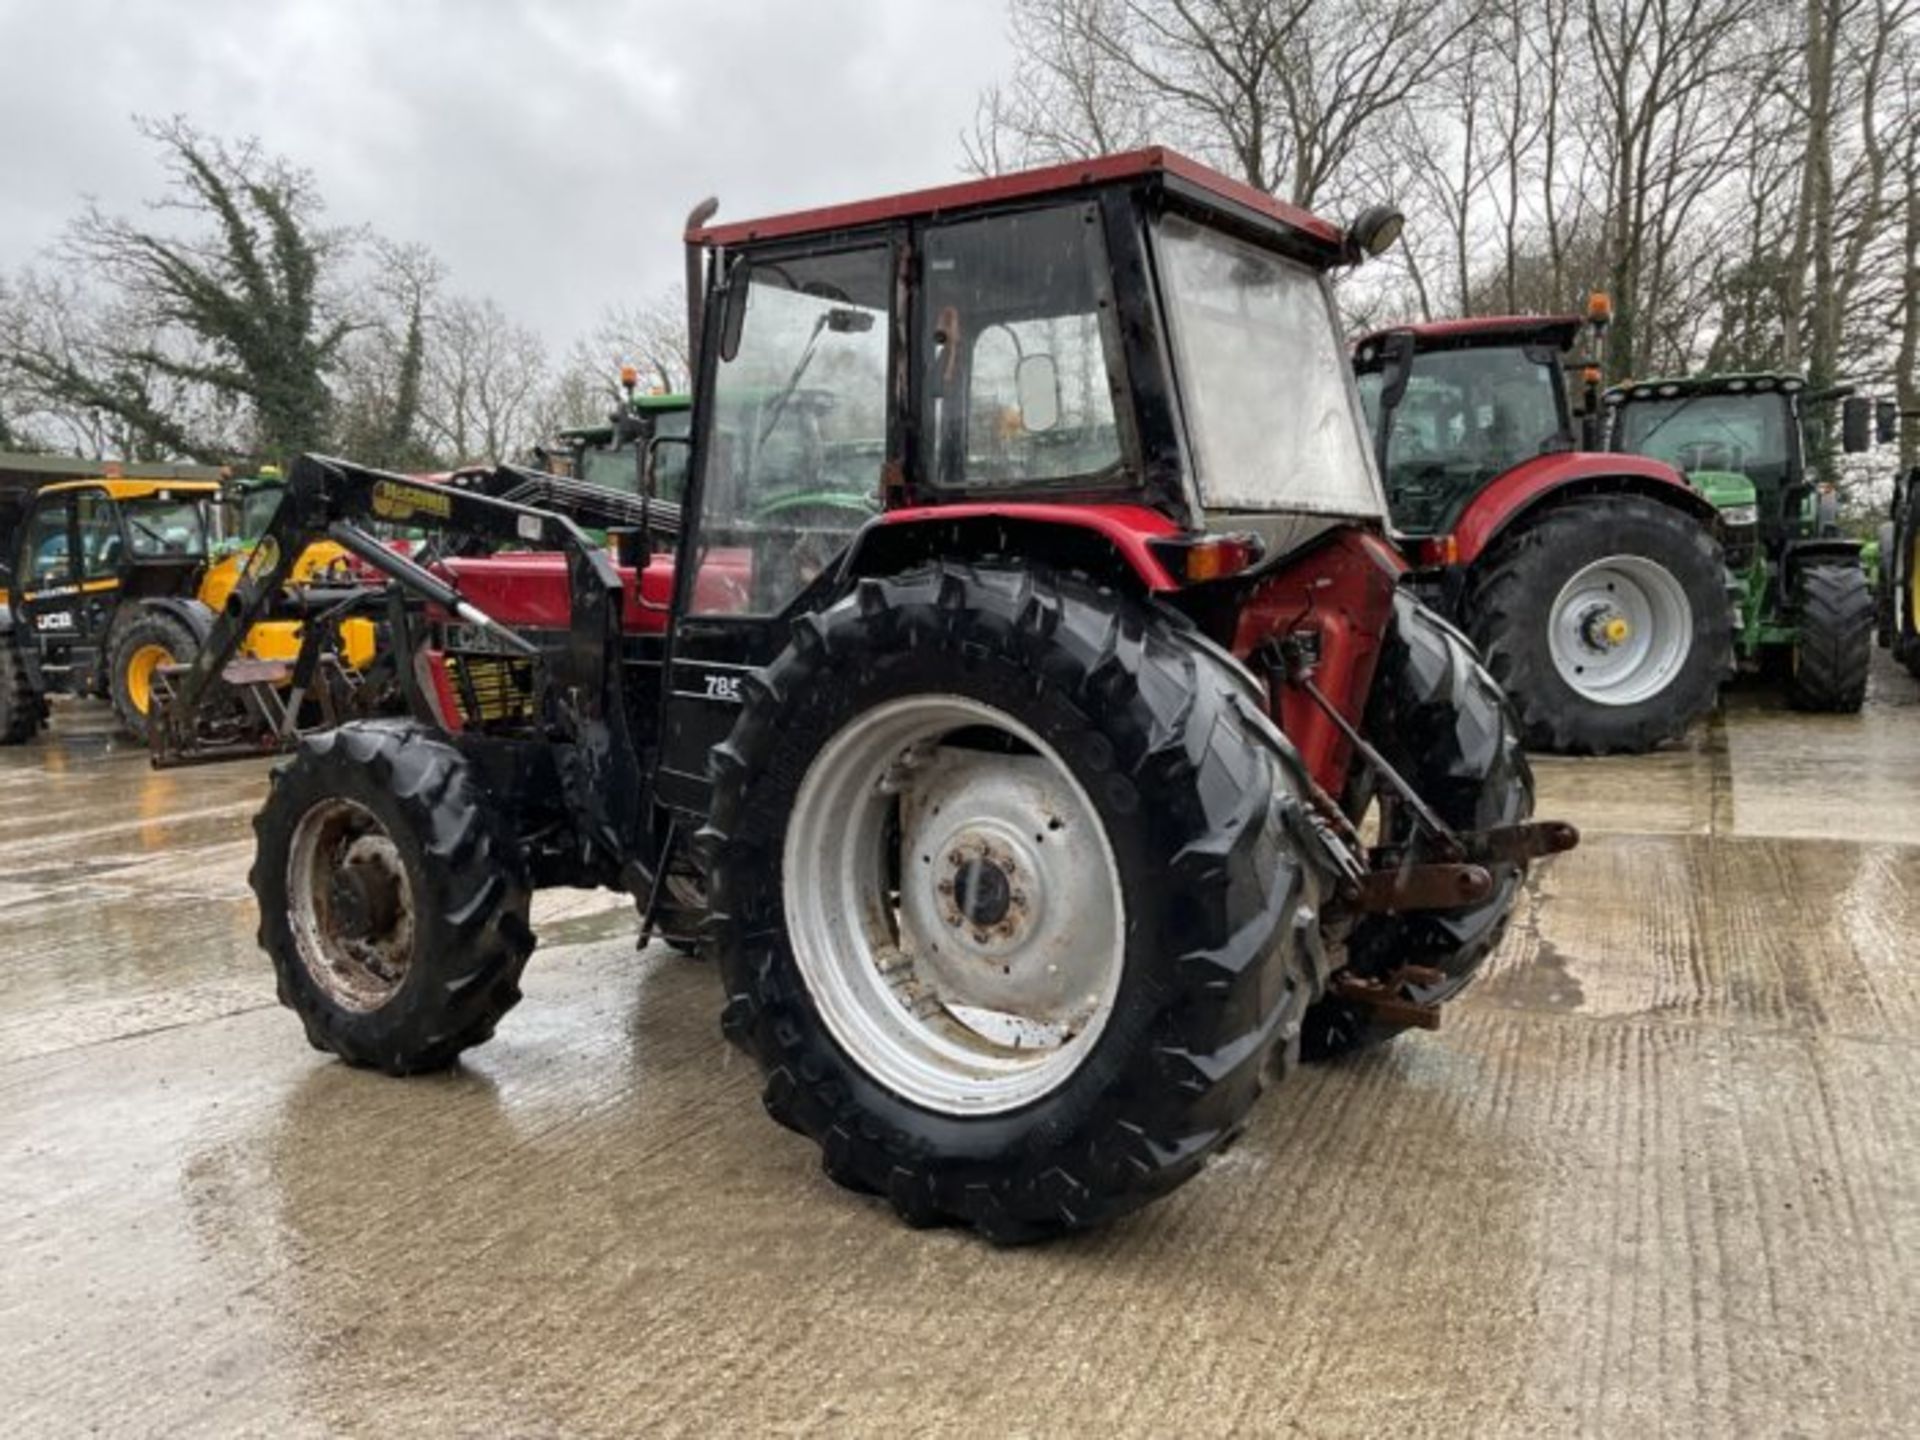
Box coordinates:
[1147,531,1265,585]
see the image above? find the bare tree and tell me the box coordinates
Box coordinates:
[1,118,355,464]
[418,296,550,467]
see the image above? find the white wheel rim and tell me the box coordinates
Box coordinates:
[1547,554,1694,706]
[781,694,1124,1116]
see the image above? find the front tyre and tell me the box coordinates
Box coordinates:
[703,564,1334,1242]
[108,609,201,744]
[250,721,535,1074]
[1467,496,1731,754]
[1303,594,1535,1060]
[0,632,46,744]
[1788,562,1873,712]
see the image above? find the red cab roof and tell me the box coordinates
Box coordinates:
[689,147,1346,251]
[1354,314,1584,352]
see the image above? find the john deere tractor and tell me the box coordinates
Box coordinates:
[537,380,694,500]
[1606,374,1880,710]
[0,473,376,745]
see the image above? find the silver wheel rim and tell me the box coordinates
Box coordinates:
[286,797,416,1013]
[1547,554,1694,706]
[782,694,1124,1116]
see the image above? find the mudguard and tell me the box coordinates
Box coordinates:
[843,503,1182,593]
[1440,453,1718,569]
[1782,536,1863,581]
[133,595,217,642]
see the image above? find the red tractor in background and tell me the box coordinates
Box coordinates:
[1353,307,1733,754]
[202,151,1575,1242]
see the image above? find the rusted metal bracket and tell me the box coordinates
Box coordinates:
[1329,965,1448,1031]
[1350,862,1494,913]
[1372,819,1581,872]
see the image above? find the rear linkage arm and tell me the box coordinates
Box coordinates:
[1268,636,1577,917]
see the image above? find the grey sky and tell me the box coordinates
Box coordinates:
[0,0,1013,347]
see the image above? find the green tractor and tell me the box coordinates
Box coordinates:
[1605,373,1881,711]
[536,376,694,501]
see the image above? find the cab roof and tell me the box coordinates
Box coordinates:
[39,477,221,500]
[688,147,1346,257]
[1604,372,1809,405]
[1353,314,1583,355]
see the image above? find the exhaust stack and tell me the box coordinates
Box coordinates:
[684,197,720,379]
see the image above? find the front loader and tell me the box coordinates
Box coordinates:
[230,151,1577,1242]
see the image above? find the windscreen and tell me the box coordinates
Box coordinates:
[1154,214,1384,519]
[1612,393,1790,490]
[1367,346,1567,534]
[121,497,207,558]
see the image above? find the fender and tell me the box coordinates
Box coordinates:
[843,503,1181,592]
[130,595,217,643]
[1433,453,1717,570]
[1782,536,1863,579]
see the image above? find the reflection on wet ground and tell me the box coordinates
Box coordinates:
[3,663,1918,1435]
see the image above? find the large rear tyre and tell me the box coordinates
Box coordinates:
[250,720,535,1075]
[1466,496,1731,754]
[1788,562,1873,712]
[703,564,1335,1242]
[0,634,45,744]
[108,609,200,744]
[1302,594,1535,1061]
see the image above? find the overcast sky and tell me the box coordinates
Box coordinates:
[0,0,1014,347]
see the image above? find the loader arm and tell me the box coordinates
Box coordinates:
[153,454,653,875]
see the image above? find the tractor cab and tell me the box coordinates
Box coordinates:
[1353,316,1582,536]
[1603,373,1861,558]
[538,388,693,503]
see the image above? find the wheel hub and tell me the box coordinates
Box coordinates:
[286,799,416,1012]
[1547,554,1695,707]
[1579,606,1633,652]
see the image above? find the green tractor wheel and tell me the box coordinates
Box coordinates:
[1788,563,1874,712]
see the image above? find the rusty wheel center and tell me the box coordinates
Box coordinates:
[286,798,416,1014]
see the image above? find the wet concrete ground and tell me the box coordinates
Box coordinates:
[2,659,1917,1437]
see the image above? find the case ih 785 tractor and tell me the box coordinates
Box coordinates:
[1352,311,1732,754]
[192,152,1574,1241]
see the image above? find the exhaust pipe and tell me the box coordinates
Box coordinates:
[684,197,719,379]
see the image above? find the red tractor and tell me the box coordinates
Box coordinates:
[198,152,1573,1241]
[1352,310,1733,753]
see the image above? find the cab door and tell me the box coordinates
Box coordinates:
[655,238,896,818]
[14,494,82,677]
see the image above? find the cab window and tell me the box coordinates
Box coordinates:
[75,492,122,576]
[919,204,1129,488]
[26,499,73,587]
[692,245,890,616]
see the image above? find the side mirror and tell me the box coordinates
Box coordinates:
[645,433,693,506]
[1378,331,1416,409]
[1015,354,1061,433]
[1877,398,1898,446]
[1842,394,1872,454]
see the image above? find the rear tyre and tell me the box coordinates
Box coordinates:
[703,563,1335,1242]
[1788,563,1873,712]
[250,720,535,1075]
[1466,496,1731,754]
[108,609,200,744]
[0,633,46,744]
[1302,594,1535,1061]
